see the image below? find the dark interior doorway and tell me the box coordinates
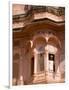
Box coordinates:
[49,53,55,72]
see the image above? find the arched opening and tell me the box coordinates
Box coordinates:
[48,36,61,48]
[33,36,46,50]
[30,34,62,83]
[47,36,61,78]
[32,36,46,74]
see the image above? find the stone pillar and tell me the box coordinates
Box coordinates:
[18,48,24,85]
[44,49,49,82]
[44,50,49,72]
[19,59,24,85]
[55,51,61,80]
[34,52,38,74]
[55,51,60,73]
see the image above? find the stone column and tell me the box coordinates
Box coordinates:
[44,49,49,82]
[55,51,61,80]
[34,52,38,74]
[44,50,49,72]
[18,48,24,85]
[55,51,60,73]
[19,59,24,85]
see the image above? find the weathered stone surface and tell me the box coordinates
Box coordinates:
[12,4,65,85]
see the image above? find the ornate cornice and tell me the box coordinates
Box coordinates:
[32,6,65,16]
[13,6,65,22]
[13,5,65,30]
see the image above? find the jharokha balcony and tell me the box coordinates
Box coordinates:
[12,4,65,85]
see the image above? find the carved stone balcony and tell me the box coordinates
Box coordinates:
[28,71,64,84]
